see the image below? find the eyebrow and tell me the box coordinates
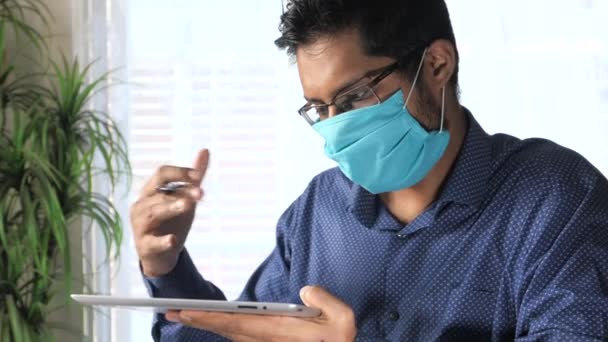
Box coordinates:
[303,65,388,104]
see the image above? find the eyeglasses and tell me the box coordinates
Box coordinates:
[298,62,399,125]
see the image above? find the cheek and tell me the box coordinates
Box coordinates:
[406,86,442,130]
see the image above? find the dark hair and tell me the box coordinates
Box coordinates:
[275,0,460,87]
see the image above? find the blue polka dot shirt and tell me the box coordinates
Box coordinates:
[144,111,608,341]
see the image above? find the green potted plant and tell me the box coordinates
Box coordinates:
[0,1,131,340]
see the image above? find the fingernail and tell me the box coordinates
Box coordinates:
[181,314,192,323]
[300,286,310,300]
[165,312,179,322]
[165,235,175,248]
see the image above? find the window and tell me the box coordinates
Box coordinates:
[74,0,608,341]
[107,1,333,341]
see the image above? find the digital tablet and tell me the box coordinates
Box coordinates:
[71,294,321,317]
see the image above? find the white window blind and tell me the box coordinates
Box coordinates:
[109,1,333,341]
[90,1,608,341]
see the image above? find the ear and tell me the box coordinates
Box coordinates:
[424,39,457,92]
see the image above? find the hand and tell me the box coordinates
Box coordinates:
[165,286,357,342]
[130,149,210,277]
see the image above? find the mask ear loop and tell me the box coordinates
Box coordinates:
[404,48,428,107]
[440,86,446,133]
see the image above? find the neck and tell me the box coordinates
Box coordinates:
[380,105,468,224]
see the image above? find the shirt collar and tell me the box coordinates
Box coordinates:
[437,108,492,208]
[347,108,492,230]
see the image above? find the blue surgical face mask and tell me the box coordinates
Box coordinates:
[312,49,451,194]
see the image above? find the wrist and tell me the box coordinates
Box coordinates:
[140,253,180,278]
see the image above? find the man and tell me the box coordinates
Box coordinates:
[130,0,608,341]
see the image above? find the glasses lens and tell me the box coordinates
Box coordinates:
[335,86,379,113]
[302,106,322,125]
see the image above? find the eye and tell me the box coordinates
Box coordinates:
[337,101,354,112]
[316,106,330,120]
[350,87,373,100]
[317,105,328,116]
[336,87,375,112]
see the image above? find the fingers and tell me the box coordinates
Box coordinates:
[141,165,204,197]
[130,150,210,278]
[164,291,356,341]
[139,149,210,198]
[144,196,195,232]
[165,311,260,342]
[229,335,260,342]
[169,310,315,341]
[192,149,210,178]
[131,191,200,233]
[300,286,354,323]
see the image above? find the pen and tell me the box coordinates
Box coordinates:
[156,181,191,194]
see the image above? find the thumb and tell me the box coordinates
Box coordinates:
[191,149,210,181]
[299,286,352,318]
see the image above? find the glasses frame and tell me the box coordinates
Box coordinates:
[298,62,400,125]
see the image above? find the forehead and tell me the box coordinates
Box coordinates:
[295,29,395,102]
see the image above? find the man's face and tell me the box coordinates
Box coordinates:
[296,29,440,128]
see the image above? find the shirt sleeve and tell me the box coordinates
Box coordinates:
[143,250,226,300]
[141,250,228,341]
[141,199,298,341]
[514,173,608,341]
